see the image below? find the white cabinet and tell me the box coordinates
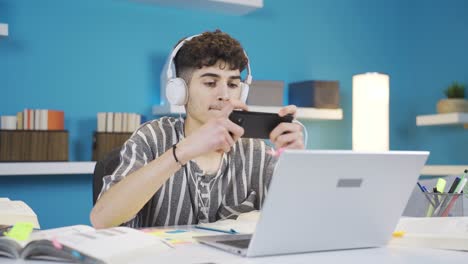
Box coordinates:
[0,162,96,176]
[131,0,263,15]
[0,23,8,37]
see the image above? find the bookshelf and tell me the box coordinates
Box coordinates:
[153,104,343,120]
[0,23,8,37]
[416,112,468,129]
[0,162,96,176]
[130,0,263,15]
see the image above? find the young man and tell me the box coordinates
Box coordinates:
[90,30,304,229]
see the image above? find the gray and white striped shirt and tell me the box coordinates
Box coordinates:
[98,117,277,227]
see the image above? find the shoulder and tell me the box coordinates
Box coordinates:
[131,117,181,138]
[125,116,182,148]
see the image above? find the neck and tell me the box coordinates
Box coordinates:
[184,113,203,138]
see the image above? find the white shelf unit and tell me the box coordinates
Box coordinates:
[416,112,468,128]
[0,23,8,37]
[131,0,263,15]
[0,162,96,176]
[421,165,467,176]
[153,104,343,120]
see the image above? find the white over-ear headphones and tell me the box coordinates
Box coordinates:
[161,34,252,106]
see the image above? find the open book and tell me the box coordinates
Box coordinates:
[0,198,40,229]
[0,225,170,263]
[389,217,468,251]
[196,210,260,234]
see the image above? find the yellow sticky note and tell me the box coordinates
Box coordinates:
[4,222,34,241]
[392,231,405,238]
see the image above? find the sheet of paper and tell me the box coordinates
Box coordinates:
[197,210,260,234]
[141,228,208,246]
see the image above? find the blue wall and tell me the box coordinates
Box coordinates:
[1,0,467,228]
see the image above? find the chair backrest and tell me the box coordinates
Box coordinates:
[92,147,122,205]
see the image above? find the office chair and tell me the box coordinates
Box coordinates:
[92,147,122,205]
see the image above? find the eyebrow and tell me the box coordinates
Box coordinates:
[200,73,241,80]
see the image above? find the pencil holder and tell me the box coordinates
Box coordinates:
[407,191,465,217]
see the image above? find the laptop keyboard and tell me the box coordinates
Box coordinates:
[216,239,251,249]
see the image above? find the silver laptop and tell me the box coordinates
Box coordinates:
[195,150,429,257]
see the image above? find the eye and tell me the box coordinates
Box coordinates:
[204,81,216,88]
[228,83,239,89]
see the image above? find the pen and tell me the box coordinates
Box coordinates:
[432,187,440,206]
[463,169,468,196]
[420,185,436,216]
[458,170,467,192]
[447,177,461,193]
[416,182,425,192]
[194,225,238,234]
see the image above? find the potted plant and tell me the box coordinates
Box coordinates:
[436,81,468,113]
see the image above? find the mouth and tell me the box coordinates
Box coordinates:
[209,106,223,111]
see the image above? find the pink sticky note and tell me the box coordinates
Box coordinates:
[52,238,63,249]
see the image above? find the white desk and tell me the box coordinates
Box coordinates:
[6,245,467,263]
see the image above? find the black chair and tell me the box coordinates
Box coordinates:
[92,147,122,205]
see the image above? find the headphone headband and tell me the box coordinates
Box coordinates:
[166,34,252,84]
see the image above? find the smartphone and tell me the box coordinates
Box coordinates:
[229,110,294,139]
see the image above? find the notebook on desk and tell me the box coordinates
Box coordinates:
[195,150,429,257]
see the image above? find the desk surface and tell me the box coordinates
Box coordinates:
[5,244,467,264]
[2,225,467,264]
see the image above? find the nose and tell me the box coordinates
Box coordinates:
[217,95,229,102]
[216,84,229,102]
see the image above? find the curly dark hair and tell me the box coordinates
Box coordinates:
[174,29,248,80]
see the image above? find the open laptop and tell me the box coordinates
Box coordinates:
[195,150,429,257]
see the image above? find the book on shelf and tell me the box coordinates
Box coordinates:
[0,116,16,130]
[0,198,40,229]
[0,224,170,263]
[114,113,122,132]
[389,217,468,251]
[105,112,113,133]
[16,112,23,130]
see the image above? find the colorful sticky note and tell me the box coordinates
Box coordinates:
[4,222,34,241]
[392,231,405,238]
[165,229,188,234]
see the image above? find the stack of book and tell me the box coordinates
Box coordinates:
[92,112,143,161]
[0,109,67,161]
[97,112,142,133]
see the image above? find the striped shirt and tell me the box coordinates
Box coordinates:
[98,117,278,227]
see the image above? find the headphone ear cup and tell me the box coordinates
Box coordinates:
[166,78,188,106]
[240,82,249,103]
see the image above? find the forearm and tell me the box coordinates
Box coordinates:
[90,144,192,229]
